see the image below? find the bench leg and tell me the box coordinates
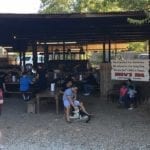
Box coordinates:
[36,97,40,114]
[55,96,59,114]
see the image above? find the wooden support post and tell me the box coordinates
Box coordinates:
[103,42,106,63]
[148,40,150,78]
[108,40,111,63]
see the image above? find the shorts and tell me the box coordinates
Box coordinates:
[63,100,80,108]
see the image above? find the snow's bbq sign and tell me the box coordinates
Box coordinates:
[111,60,149,81]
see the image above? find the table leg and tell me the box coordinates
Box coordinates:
[55,96,59,114]
[36,97,40,114]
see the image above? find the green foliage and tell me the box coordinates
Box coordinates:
[39,0,73,13]
[108,0,150,24]
[89,52,103,65]
[40,0,123,13]
[128,42,146,52]
[39,0,150,24]
[110,0,149,11]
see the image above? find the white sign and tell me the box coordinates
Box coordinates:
[111,60,149,81]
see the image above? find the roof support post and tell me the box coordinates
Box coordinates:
[22,49,26,71]
[148,40,150,60]
[19,51,22,67]
[108,40,111,63]
[63,42,65,60]
[103,42,106,63]
[32,43,37,69]
[148,40,150,79]
[44,44,49,69]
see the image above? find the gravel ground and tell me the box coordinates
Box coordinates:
[0,95,150,150]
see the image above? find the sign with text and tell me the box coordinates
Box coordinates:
[111,60,149,81]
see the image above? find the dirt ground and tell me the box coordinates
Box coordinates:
[0,95,150,150]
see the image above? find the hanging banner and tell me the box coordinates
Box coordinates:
[111,60,149,81]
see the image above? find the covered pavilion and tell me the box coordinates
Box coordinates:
[0,11,149,65]
[0,11,149,94]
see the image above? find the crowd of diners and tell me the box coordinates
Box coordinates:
[0,64,99,120]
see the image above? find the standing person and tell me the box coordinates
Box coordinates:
[0,88,4,115]
[20,71,32,101]
[83,72,97,96]
[127,79,135,89]
[127,85,137,110]
[63,86,90,123]
[36,65,48,91]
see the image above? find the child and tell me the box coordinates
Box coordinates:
[127,85,137,110]
[119,83,128,106]
[20,71,32,101]
[0,88,4,115]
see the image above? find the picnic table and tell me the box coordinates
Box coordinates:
[36,89,59,114]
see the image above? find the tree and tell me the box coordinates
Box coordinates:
[39,0,150,24]
[73,0,121,12]
[39,0,73,13]
[39,0,122,13]
[128,42,146,52]
[108,0,150,24]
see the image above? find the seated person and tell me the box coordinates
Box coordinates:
[4,72,12,83]
[83,72,97,96]
[20,71,33,101]
[63,86,90,123]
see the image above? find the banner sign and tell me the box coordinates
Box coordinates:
[111,60,149,81]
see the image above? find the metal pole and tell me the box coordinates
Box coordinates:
[22,49,25,71]
[32,43,37,68]
[19,50,22,67]
[44,44,49,69]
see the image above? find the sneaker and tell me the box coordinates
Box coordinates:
[83,93,90,96]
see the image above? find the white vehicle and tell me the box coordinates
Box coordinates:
[137,53,149,59]
[16,55,44,65]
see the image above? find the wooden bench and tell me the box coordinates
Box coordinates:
[3,83,32,97]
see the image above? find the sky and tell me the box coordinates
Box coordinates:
[0,0,41,13]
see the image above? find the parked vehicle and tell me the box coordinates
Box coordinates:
[137,53,149,59]
[16,55,44,65]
